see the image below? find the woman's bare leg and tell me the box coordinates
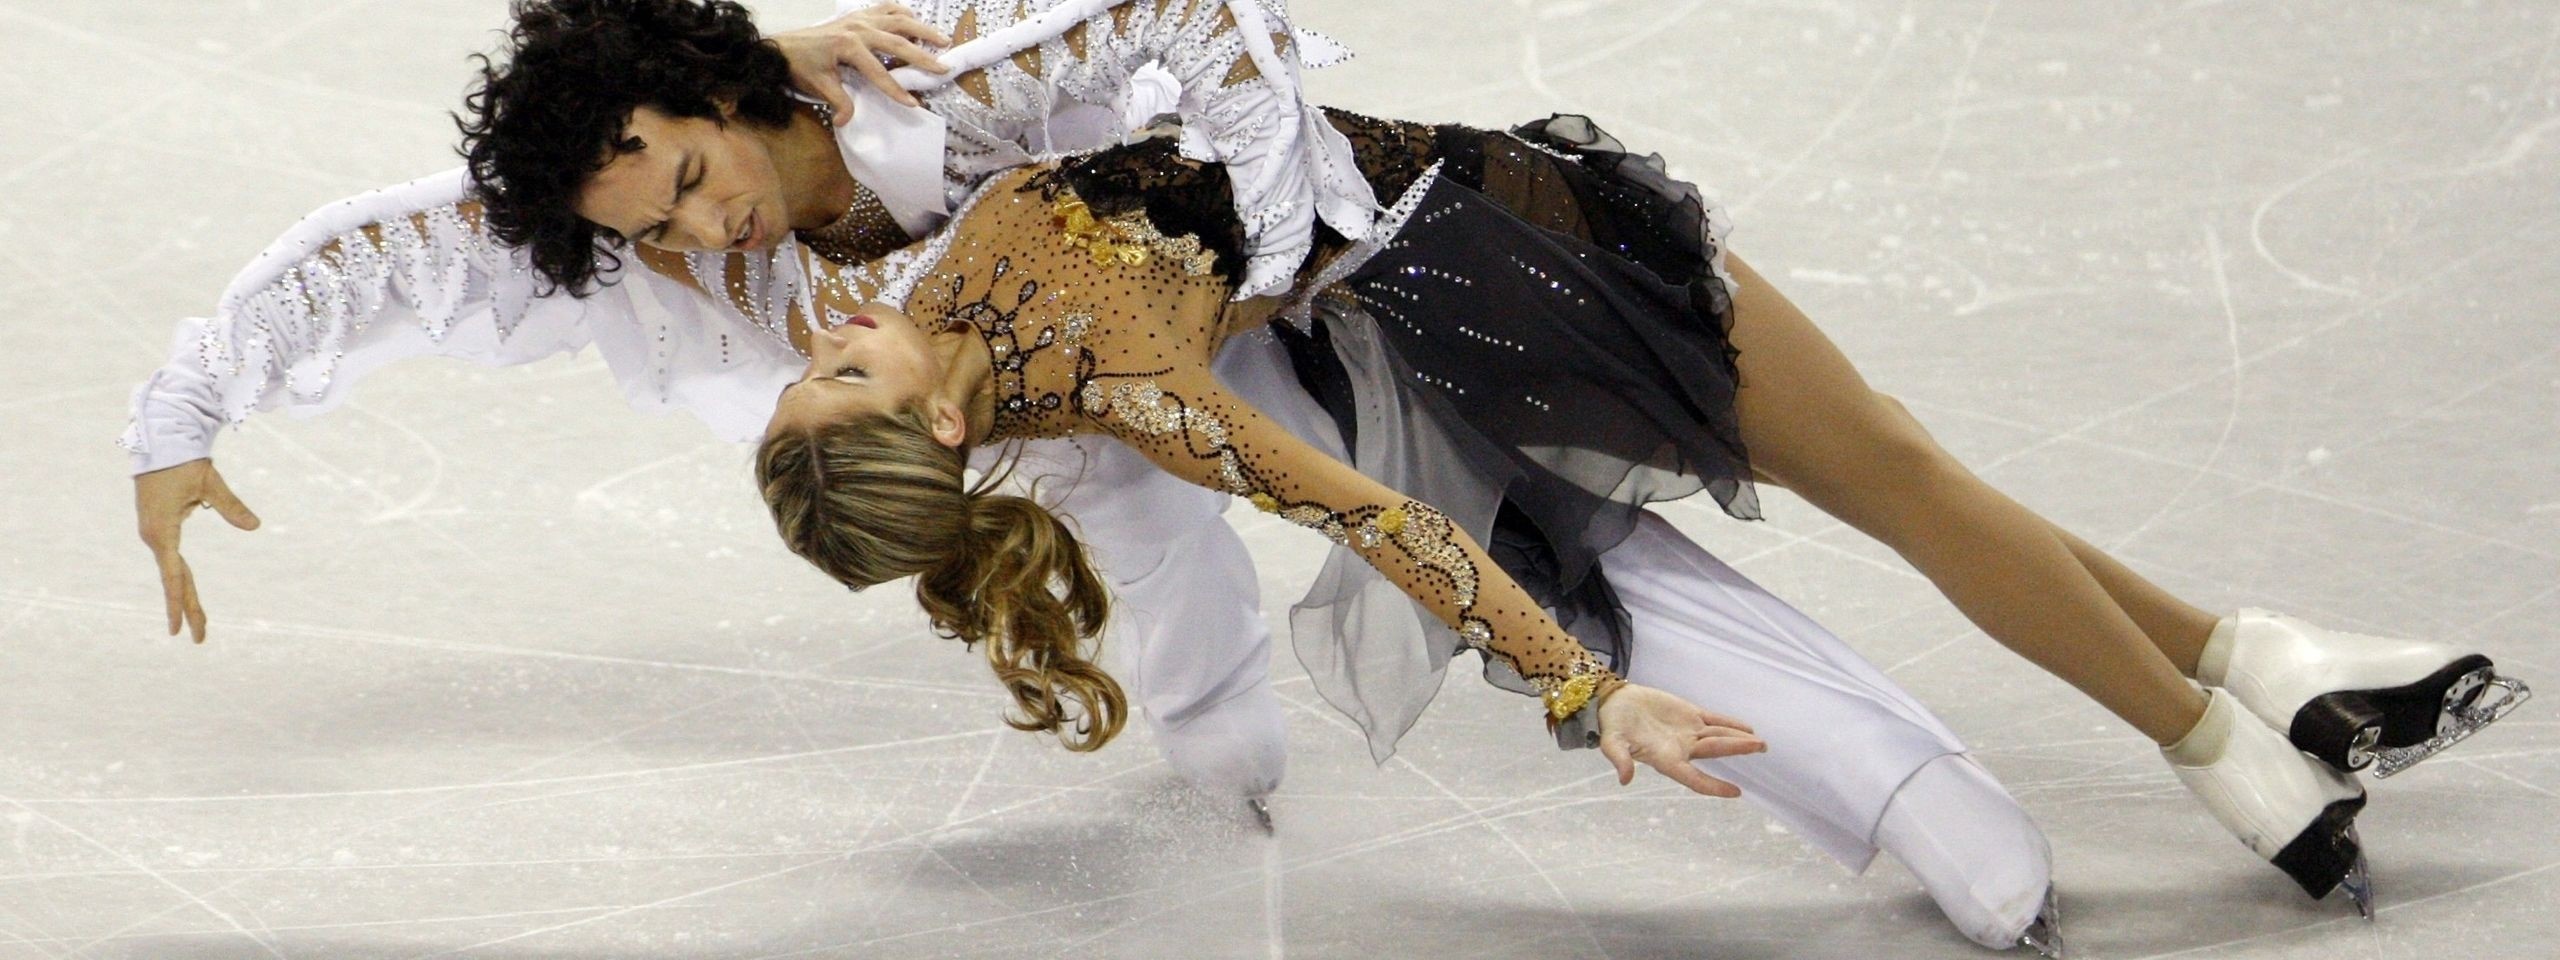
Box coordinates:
[1719,253,2208,744]
[1866,393,2224,676]
[2049,526,2220,675]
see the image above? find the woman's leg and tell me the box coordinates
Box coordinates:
[2049,525,2219,676]
[1718,253,2207,745]
[1867,393,2223,676]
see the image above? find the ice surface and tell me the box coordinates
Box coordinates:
[2,1,2555,957]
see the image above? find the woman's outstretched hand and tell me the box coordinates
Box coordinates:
[1595,683,1765,798]
[134,459,260,643]
[772,3,954,115]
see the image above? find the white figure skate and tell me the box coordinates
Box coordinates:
[2204,609,2530,777]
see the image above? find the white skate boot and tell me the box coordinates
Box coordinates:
[2200,609,2530,777]
[2167,690,2375,917]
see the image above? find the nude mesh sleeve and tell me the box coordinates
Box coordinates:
[1092,365,1624,726]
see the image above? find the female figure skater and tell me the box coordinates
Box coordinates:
[733,79,2526,938]
[127,0,2071,950]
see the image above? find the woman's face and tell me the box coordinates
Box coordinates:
[574,105,796,254]
[767,308,965,445]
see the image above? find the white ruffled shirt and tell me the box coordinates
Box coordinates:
[122,0,1368,474]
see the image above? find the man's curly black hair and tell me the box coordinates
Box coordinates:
[457,0,799,294]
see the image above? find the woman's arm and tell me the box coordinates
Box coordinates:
[845,167,1759,789]
[1083,364,1763,793]
[1089,365,1609,717]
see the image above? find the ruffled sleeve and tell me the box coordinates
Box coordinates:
[119,168,597,475]
[892,0,1378,299]
[119,167,861,470]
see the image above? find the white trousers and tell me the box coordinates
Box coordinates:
[987,337,2052,947]
[1001,432,1291,799]
[1613,513,2052,947]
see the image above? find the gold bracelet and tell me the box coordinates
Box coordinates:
[1544,674,1628,730]
[1543,672,1606,724]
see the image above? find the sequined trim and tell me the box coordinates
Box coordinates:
[795,179,909,267]
[689,244,805,353]
[943,258,1092,438]
[913,0,1376,300]
[1276,160,1445,332]
[167,202,535,434]
[1383,503,1476,609]
[801,172,1013,327]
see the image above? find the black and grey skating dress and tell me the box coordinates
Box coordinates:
[802,109,1771,760]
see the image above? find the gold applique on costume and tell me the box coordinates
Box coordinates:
[1053,196,1219,276]
[1543,672,1603,722]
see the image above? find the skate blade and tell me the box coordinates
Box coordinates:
[2336,826,2376,921]
[2371,674,2531,779]
[2015,887,2066,959]
[1246,798,1275,836]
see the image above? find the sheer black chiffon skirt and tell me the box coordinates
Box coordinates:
[1267,114,1763,757]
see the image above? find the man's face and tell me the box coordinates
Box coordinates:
[574,105,795,254]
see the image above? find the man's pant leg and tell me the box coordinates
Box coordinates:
[1007,436,1287,798]
[1608,511,2051,945]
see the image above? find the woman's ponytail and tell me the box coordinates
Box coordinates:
[916,492,1124,751]
[757,404,1127,751]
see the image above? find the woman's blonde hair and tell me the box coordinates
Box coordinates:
[756,403,1126,751]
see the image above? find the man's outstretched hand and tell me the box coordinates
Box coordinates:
[135,459,260,643]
